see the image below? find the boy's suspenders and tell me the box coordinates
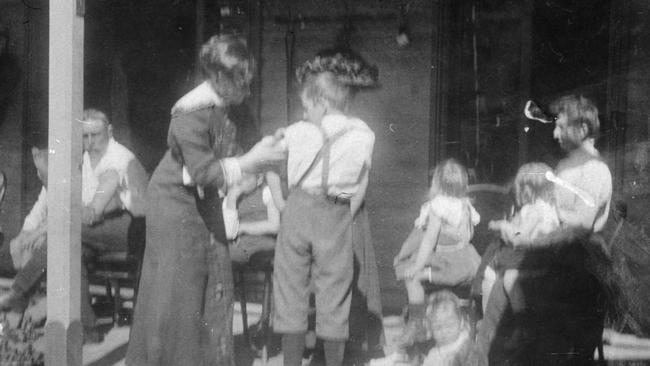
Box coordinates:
[294,127,349,193]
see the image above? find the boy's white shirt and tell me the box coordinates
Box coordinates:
[279,114,374,198]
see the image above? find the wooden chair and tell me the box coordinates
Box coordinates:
[88,216,146,325]
[233,248,275,358]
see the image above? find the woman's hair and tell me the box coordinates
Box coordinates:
[429,158,468,199]
[199,34,255,101]
[550,94,600,143]
[513,162,555,207]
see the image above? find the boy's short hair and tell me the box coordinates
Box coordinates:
[301,71,351,111]
[550,95,600,140]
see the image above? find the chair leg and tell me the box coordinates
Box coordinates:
[105,280,113,303]
[261,268,273,359]
[238,269,250,345]
[597,341,606,366]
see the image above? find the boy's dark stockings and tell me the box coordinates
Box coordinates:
[282,333,305,366]
[323,340,345,366]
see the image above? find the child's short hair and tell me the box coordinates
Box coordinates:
[425,290,464,325]
[514,162,555,207]
[429,158,468,199]
[300,72,351,111]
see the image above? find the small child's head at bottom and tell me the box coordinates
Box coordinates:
[513,162,554,208]
[425,290,466,347]
[236,172,263,195]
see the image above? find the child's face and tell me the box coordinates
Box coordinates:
[429,303,463,347]
[237,173,260,195]
[300,93,326,125]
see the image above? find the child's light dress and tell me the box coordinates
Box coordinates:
[397,195,481,287]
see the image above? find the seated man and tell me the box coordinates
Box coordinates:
[0,109,148,341]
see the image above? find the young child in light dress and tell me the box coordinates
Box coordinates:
[482,162,560,311]
[392,159,481,347]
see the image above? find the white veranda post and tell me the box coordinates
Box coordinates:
[46,0,84,365]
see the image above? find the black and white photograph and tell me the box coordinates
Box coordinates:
[0,0,649,365]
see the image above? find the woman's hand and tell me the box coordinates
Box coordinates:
[238,135,287,173]
[404,266,423,280]
[488,219,504,231]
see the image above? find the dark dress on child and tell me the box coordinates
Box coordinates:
[126,82,239,366]
[230,186,276,263]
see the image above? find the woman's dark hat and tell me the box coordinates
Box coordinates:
[296,48,379,88]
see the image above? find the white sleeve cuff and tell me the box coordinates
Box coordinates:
[222,201,239,240]
[221,157,242,190]
[182,166,194,186]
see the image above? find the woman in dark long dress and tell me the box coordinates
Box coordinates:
[126,35,285,366]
